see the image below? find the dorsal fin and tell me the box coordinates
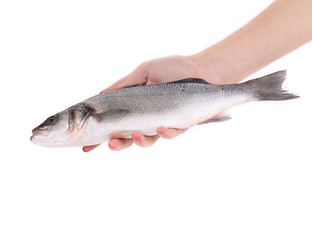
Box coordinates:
[170,78,210,84]
[119,78,209,90]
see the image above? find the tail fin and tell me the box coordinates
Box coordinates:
[246,70,299,101]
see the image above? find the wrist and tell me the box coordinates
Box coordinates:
[188,47,236,85]
[189,37,266,85]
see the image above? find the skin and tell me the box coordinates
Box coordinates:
[83,0,312,152]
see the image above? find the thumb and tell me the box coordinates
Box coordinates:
[100,62,150,93]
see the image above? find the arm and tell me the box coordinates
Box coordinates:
[83,0,312,152]
[191,0,312,85]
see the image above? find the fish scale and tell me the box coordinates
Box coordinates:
[31,71,298,147]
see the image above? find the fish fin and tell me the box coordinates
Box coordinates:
[170,78,210,84]
[93,109,130,122]
[198,115,231,125]
[113,78,209,91]
[246,70,299,101]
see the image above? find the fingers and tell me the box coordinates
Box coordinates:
[108,128,186,151]
[82,144,101,152]
[108,133,160,151]
[156,126,187,139]
[108,138,133,151]
[83,127,187,152]
[82,133,160,152]
[100,62,151,93]
[132,132,160,147]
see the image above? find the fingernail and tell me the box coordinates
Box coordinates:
[108,143,117,151]
[157,129,164,136]
[82,147,89,152]
[132,134,141,143]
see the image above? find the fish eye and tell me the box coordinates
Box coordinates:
[46,116,57,125]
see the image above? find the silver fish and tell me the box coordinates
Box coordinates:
[30,70,298,147]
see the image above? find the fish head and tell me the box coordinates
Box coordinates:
[30,104,93,147]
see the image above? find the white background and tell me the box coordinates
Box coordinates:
[1,0,312,239]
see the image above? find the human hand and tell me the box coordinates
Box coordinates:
[82,55,221,152]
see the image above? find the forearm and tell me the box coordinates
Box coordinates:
[190,0,312,84]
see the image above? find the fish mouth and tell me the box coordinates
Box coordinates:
[30,125,51,144]
[30,128,66,147]
[31,126,49,136]
[30,134,55,146]
[30,131,41,144]
[30,133,43,145]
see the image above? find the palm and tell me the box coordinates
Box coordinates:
[145,55,206,84]
[83,55,218,152]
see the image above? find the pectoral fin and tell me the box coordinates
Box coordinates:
[93,109,130,122]
[198,115,231,125]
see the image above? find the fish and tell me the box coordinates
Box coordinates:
[30,70,298,147]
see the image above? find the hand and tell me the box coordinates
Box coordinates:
[82,55,221,152]
[82,0,312,152]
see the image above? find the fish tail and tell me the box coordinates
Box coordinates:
[246,70,299,101]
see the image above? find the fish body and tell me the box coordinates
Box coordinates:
[31,71,298,147]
